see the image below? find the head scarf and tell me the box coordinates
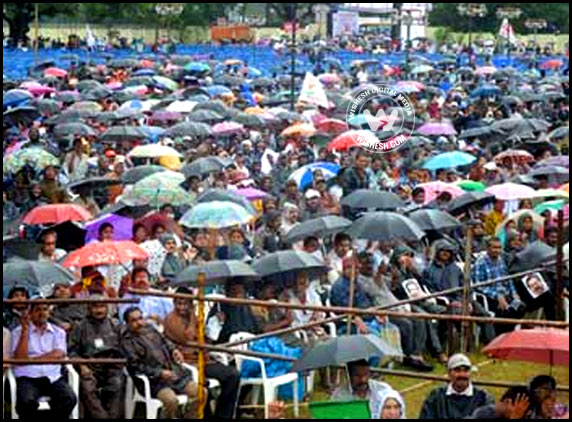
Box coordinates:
[369,380,406,419]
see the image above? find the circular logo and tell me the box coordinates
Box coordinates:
[345,84,415,154]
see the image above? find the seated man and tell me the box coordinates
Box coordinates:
[49,282,87,334]
[419,354,494,419]
[163,288,240,420]
[3,287,31,330]
[11,302,77,419]
[331,359,372,401]
[68,297,125,419]
[121,306,203,419]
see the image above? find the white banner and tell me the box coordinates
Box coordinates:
[298,72,330,109]
[333,11,359,37]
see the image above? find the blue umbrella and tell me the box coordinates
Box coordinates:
[132,68,156,76]
[423,152,477,170]
[247,67,262,78]
[288,162,340,190]
[140,125,166,143]
[185,62,211,72]
[3,89,33,109]
[470,85,503,98]
[206,85,233,96]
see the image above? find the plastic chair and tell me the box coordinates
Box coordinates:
[8,364,79,419]
[229,332,299,419]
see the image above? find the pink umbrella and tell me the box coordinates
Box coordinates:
[236,188,269,201]
[27,85,56,96]
[44,67,68,78]
[318,73,341,84]
[395,80,425,90]
[105,81,123,90]
[485,183,537,201]
[476,65,497,75]
[212,122,245,136]
[418,182,464,204]
[493,149,535,164]
[417,122,457,136]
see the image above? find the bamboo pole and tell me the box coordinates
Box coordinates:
[34,3,39,65]
[3,298,140,305]
[197,272,206,420]
[346,255,357,335]
[128,288,569,328]
[4,358,126,365]
[556,210,565,321]
[461,229,473,353]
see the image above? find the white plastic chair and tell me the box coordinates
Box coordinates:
[8,364,79,419]
[229,332,299,419]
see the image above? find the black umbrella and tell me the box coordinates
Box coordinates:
[292,335,402,372]
[408,209,460,231]
[46,109,97,125]
[54,122,97,139]
[54,91,80,103]
[182,156,233,178]
[341,190,405,211]
[82,87,113,101]
[97,201,152,219]
[76,79,104,92]
[251,77,274,88]
[164,121,213,138]
[3,106,40,126]
[447,191,495,215]
[100,126,149,143]
[174,260,260,287]
[510,241,556,273]
[192,100,233,117]
[529,166,569,185]
[36,221,87,252]
[234,113,268,128]
[187,109,224,123]
[108,58,139,69]
[3,238,41,261]
[252,250,328,278]
[35,99,61,115]
[458,126,498,140]
[196,189,257,215]
[121,165,167,184]
[3,260,75,296]
[347,212,425,241]
[66,177,121,192]
[285,216,352,244]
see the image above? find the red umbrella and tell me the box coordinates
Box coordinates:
[44,67,68,78]
[23,204,93,225]
[316,118,347,135]
[62,240,148,268]
[328,130,379,151]
[482,328,568,366]
[539,60,563,70]
[135,212,178,235]
[493,149,535,164]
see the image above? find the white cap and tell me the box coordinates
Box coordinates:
[305,189,321,200]
[483,162,498,171]
[448,353,473,370]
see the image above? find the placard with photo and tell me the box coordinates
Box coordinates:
[522,272,549,299]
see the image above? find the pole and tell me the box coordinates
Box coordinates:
[4,358,126,365]
[346,257,356,335]
[196,271,206,419]
[555,210,565,321]
[461,229,473,353]
[405,22,411,78]
[290,4,297,112]
[34,3,39,65]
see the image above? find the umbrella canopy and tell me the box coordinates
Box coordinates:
[3,238,42,261]
[67,177,121,192]
[458,126,498,140]
[529,166,569,185]
[196,189,257,215]
[482,329,568,366]
[153,75,179,91]
[164,121,213,138]
[252,250,328,278]
[44,67,68,78]
[408,209,460,231]
[292,335,402,372]
[486,183,537,201]
[3,260,75,296]
[123,177,193,208]
[418,182,465,204]
[341,190,405,211]
[188,109,224,123]
[328,130,379,151]
[100,126,149,143]
[182,156,232,178]
[316,118,347,135]
[281,123,316,138]
[212,121,245,136]
[456,180,486,192]
[3,148,59,175]
[285,216,352,244]
[174,260,260,287]
[417,122,457,136]
[4,89,34,108]
[3,106,40,126]
[494,149,535,164]
[534,199,567,215]
[54,122,97,139]
[84,214,134,243]
[470,84,502,98]
[447,191,495,215]
[62,240,148,268]
[510,241,556,272]
[22,204,93,225]
[235,188,269,201]
[423,152,476,170]
[535,156,569,169]
[347,212,425,241]
[128,144,182,158]
[546,127,569,141]
[121,165,167,184]
[179,201,254,229]
[165,100,198,113]
[288,162,340,190]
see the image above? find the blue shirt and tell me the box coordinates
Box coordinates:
[118,291,174,323]
[471,254,515,299]
[330,276,375,320]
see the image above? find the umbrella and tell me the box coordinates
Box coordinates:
[447,191,495,215]
[234,113,268,128]
[152,76,178,91]
[292,335,402,372]
[188,109,224,123]
[328,130,379,151]
[470,85,502,98]
[121,165,167,184]
[21,82,55,96]
[149,111,184,124]
[82,87,113,102]
[408,209,460,231]
[68,101,103,112]
[3,106,40,126]
[281,123,316,138]
[546,127,569,141]
[534,200,567,215]
[174,260,260,287]
[539,60,563,70]
[532,189,569,201]
[510,241,556,273]
[456,180,486,192]
[4,89,34,108]
[316,118,347,135]
[196,189,257,215]
[288,162,340,190]
[486,183,537,201]
[62,240,148,268]
[347,212,425,241]
[22,204,93,226]
[3,148,61,175]
[35,99,62,115]
[492,118,549,134]
[535,156,569,169]
[67,177,121,192]
[165,100,197,113]
[494,150,535,164]
[252,250,328,278]
[100,126,149,143]
[212,122,245,136]
[341,190,405,211]
[164,121,213,138]
[206,85,233,97]
[182,156,232,178]
[3,238,42,261]
[285,216,352,244]
[84,214,134,243]
[44,67,68,78]
[482,329,568,366]
[458,126,498,139]
[76,80,104,92]
[123,178,193,208]
[418,182,465,204]
[235,188,269,201]
[54,122,96,139]
[128,144,182,158]
[179,201,254,229]
[184,62,211,73]
[37,221,87,252]
[422,152,476,170]
[410,64,434,74]
[475,66,497,76]
[560,183,569,194]
[529,166,569,185]
[3,260,75,296]
[417,122,457,136]
[318,73,341,84]
[46,109,97,124]
[193,100,233,117]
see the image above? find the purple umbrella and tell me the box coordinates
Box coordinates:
[85,214,134,243]
[418,122,457,136]
[235,188,269,201]
[535,156,569,169]
[149,111,184,123]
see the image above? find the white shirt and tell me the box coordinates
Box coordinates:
[446,382,474,397]
[38,248,67,262]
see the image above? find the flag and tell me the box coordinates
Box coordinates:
[299,72,329,109]
[86,25,96,49]
[499,18,517,45]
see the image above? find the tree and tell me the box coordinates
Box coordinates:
[4,3,35,44]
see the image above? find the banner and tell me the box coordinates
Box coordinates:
[298,72,330,109]
[332,11,359,37]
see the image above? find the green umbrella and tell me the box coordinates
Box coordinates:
[3,148,59,174]
[123,176,193,208]
[410,64,434,74]
[139,171,185,186]
[153,76,179,91]
[534,199,566,214]
[179,201,254,229]
[456,180,486,192]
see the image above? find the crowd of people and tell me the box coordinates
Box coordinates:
[2,30,569,420]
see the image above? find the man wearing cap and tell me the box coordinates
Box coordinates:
[68,297,125,419]
[419,354,494,419]
[301,189,326,221]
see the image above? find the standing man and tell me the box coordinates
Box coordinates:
[68,298,125,419]
[419,354,494,419]
[11,302,77,419]
[341,151,370,196]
